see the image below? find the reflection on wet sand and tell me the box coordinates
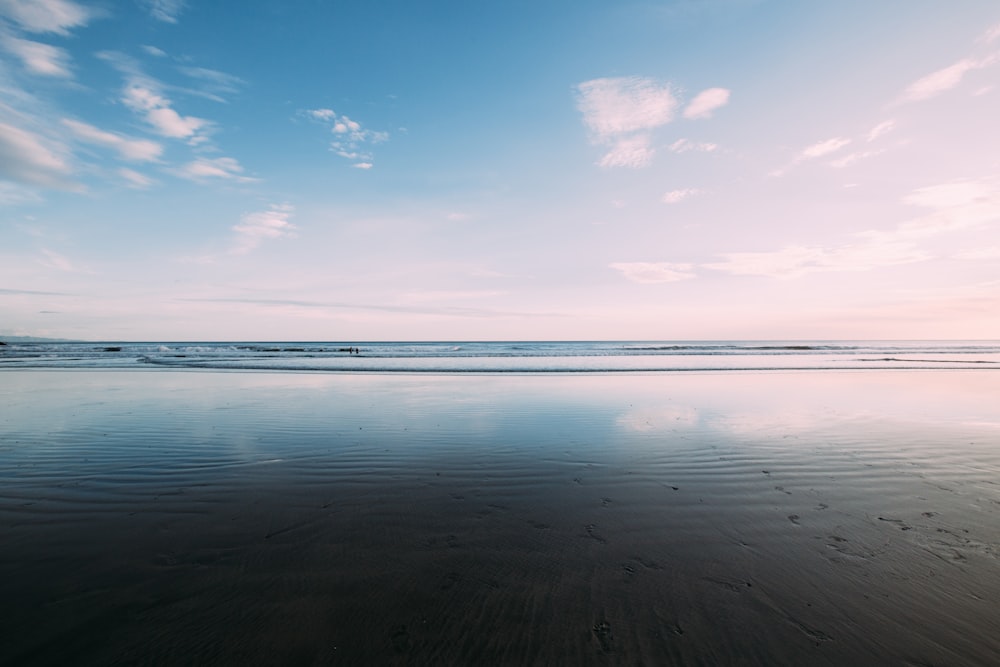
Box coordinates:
[2,371,1000,665]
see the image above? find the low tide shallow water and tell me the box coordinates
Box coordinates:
[2,369,1000,665]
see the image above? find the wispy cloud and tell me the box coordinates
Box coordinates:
[703,178,1000,278]
[179,66,244,102]
[576,76,678,169]
[62,118,163,162]
[231,203,296,253]
[122,81,208,142]
[140,0,185,24]
[304,108,388,168]
[609,262,695,283]
[667,138,718,153]
[662,188,702,204]
[866,119,895,142]
[118,167,154,189]
[771,137,852,176]
[2,35,71,77]
[801,137,851,158]
[703,240,930,278]
[899,24,1000,104]
[683,87,730,119]
[0,121,75,188]
[900,57,996,103]
[176,156,256,183]
[0,0,93,35]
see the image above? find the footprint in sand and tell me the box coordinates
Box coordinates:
[592,621,614,652]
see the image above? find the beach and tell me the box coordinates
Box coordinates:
[3,369,1000,665]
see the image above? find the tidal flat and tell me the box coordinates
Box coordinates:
[2,370,1000,665]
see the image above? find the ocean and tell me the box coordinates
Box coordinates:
[3,339,1000,372]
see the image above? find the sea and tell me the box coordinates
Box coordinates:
[3,339,1000,372]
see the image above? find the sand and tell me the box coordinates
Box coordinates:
[2,370,1000,665]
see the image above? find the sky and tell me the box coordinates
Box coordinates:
[2,0,1000,341]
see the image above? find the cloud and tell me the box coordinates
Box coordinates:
[140,0,185,24]
[179,66,244,101]
[118,167,154,189]
[662,188,702,204]
[598,135,655,168]
[703,241,929,278]
[62,118,163,162]
[231,203,296,253]
[0,121,74,188]
[177,156,255,183]
[142,44,167,57]
[122,82,208,142]
[901,56,997,103]
[576,76,678,169]
[801,137,851,158]
[305,108,388,168]
[683,87,730,119]
[667,138,718,153]
[2,35,71,77]
[702,178,1000,278]
[771,137,852,176]
[609,262,696,284]
[866,120,895,142]
[829,149,884,168]
[0,0,92,34]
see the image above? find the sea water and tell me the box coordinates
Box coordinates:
[2,339,999,372]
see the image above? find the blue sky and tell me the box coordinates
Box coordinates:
[2,0,1000,341]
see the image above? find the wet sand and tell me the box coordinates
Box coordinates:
[2,370,1000,665]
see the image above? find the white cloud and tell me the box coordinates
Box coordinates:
[118,167,154,189]
[231,203,296,253]
[668,138,718,153]
[983,23,1000,43]
[598,135,655,168]
[662,188,702,204]
[577,76,677,137]
[177,156,255,182]
[801,137,851,158]
[703,241,929,278]
[576,76,678,169]
[140,0,185,24]
[122,82,208,141]
[702,179,1000,278]
[0,0,91,34]
[179,66,244,101]
[2,36,71,77]
[866,120,895,142]
[901,56,996,103]
[142,44,167,57]
[62,118,163,162]
[683,87,730,119]
[304,108,388,168]
[307,108,336,121]
[610,262,696,284]
[902,180,993,210]
[829,149,883,168]
[0,121,74,188]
